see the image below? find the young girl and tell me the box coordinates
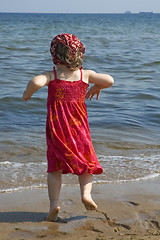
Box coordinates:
[23,33,114,222]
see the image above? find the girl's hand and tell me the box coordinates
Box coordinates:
[85,85,101,100]
[22,91,31,101]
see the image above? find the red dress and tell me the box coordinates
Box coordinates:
[46,67,103,175]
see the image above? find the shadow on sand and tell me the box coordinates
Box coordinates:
[0,212,87,223]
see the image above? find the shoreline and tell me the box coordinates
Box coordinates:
[1,178,160,240]
[1,172,160,194]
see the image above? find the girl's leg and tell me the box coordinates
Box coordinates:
[46,170,62,222]
[78,172,97,210]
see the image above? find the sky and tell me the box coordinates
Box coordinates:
[0,0,160,13]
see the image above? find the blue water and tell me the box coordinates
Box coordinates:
[0,13,160,192]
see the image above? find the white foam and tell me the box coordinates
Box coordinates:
[1,154,159,193]
[0,161,12,165]
[1,173,160,194]
[0,161,47,166]
[134,173,160,181]
[93,173,160,185]
[0,183,47,193]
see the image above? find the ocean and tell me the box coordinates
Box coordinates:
[0,13,160,193]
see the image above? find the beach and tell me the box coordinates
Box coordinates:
[0,13,160,239]
[0,13,160,193]
[1,178,160,240]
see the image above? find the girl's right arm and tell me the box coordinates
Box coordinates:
[22,71,52,101]
[85,70,114,100]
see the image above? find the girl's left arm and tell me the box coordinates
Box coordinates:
[22,71,51,101]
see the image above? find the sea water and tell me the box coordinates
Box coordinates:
[0,13,160,192]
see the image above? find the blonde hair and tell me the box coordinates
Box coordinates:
[52,42,83,70]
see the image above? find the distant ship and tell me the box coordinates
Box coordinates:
[125,11,132,14]
[139,12,154,14]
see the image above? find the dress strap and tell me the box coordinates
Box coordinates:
[80,69,83,81]
[53,67,57,80]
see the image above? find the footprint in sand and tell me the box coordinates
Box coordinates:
[63,199,73,206]
[96,210,131,230]
[143,220,160,230]
[150,220,160,229]
[136,212,160,230]
[121,201,139,207]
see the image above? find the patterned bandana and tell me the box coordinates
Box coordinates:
[50,33,85,65]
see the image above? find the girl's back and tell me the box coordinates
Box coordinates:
[47,67,88,104]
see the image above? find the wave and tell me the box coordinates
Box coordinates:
[0,183,47,194]
[4,47,32,52]
[1,173,160,194]
[143,61,160,67]
[93,173,160,185]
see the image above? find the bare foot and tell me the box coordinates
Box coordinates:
[82,197,97,210]
[46,206,60,222]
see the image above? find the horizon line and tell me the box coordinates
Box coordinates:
[0,11,159,14]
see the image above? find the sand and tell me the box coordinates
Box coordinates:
[0,178,160,240]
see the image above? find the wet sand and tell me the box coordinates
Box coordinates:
[0,178,160,240]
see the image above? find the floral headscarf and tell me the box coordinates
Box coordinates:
[50,33,85,65]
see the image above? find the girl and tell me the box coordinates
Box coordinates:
[23,33,114,222]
